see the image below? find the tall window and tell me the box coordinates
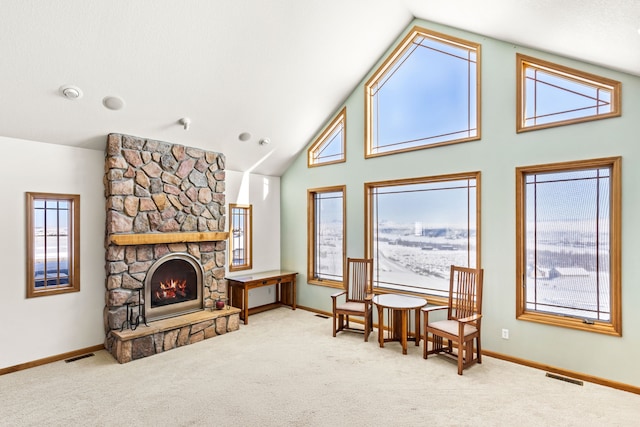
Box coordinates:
[365,173,480,299]
[516,54,621,132]
[307,186,345,288]
[516,157,621,335]
[365,26,480,158]
[229,204,252,271]
[26,192,80,298]
[308,107,346,167]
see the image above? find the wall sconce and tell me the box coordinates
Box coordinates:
[179,117,191,130]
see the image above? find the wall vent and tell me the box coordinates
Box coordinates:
[545,372,583,386]
[65,353,95,363]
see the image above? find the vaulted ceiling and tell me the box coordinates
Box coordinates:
[2,0,639,176]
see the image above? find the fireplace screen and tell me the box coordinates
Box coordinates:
[145,253,203,321]
[151,259,197,306]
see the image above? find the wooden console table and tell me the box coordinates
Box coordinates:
[226,270,297,325]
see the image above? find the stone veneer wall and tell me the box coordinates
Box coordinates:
[104,133,236,361]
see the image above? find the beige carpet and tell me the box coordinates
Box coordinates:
[1,308,639,426]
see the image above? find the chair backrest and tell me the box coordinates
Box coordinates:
[345,258,373,303]
[447,265,483,321]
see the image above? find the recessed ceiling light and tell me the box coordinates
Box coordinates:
[59,85,83,100]
[102,96,125,110]
[238,132,251,142]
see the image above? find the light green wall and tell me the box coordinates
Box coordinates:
[281,19,640,387]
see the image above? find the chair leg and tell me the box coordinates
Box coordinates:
[364,310,370,342]
[332,313,337,337]
[334,313,345,336]
[476,336,482,364]
[423,331,429,359]
[423,314,428,359]
[458,339,469,375]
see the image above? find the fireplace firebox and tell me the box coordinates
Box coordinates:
[144,253,203,322]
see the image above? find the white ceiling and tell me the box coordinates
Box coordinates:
[2,0,639,176]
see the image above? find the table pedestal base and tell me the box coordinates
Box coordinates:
[376,306,421,355]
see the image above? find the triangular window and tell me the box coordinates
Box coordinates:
[517,54,621,132]
[308,107,346,167]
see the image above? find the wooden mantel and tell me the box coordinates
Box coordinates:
[109,231,229,246]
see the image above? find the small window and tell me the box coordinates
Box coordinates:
[308,107,346,167]
[365,173,480,300]
[26,192,80,298]
[307,186,345,288]
[516,157,621,335]
[516,54,621,132]
[365,26,480,158]
[229,204,252,271]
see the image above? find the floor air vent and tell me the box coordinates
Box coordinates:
[65,353,95,363]
[545,373,583,386]
[315,314,329,319]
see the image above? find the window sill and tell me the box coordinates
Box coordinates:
[308,278,343,290]
[517,311,621,336]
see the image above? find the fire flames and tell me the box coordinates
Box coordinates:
[155,278,188,300]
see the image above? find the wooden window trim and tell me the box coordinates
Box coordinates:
[364,171,481,304]
[364,25,481,159]
[26,192,80,298]
[516,53,622,133]
[307,186,346,289]
[229,204,252,272]
[307,107,347,167]
[515,157,622,336]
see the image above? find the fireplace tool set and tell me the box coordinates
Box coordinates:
[120,289,148,331]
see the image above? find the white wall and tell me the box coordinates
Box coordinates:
[0,136,105,369]
[0,137,281,370]
[280,19,640,387]
[225,170,281,307]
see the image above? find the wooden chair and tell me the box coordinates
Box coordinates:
[422,265,483,375]
[331,258,374,341]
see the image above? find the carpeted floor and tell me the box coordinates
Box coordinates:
[1,308,639,426]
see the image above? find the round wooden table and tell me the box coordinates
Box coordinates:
[373,294,427,354]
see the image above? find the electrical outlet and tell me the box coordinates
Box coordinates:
[501,328,509,339]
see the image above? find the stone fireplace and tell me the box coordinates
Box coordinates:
[104,133,240,363]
